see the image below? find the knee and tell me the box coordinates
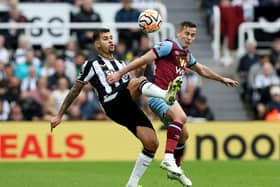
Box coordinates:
[172,114,187,125]
[150,138,159,152]
[128,77,146,90]
[180,129,190,142]
[144,138,159,153]
[184,130,190,140]
[138,76,146,82]
[132,76,146,86]
[177,111,188,124]
[181,115,188,124]
[177,115,187,124]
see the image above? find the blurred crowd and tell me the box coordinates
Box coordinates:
[200,0,280,120]
[200,0,280,44]
[0,0,215,122]
[236,39,280,121]
[0,0,161,4]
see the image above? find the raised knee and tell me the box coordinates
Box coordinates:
[176,115,187,124]
[176,112,188,124]
[138,76,146,82]
[145,138,159,152]
[181,129,189,141]
[181,116,188,124]
[151,139,159,151]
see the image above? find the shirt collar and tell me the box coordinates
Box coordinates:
[174,38,183,50]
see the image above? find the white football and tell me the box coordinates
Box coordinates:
[138,9,162,33]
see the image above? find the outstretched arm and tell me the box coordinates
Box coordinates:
[107,50,157,84]
[50,81,84,132]
[190,62,239,87]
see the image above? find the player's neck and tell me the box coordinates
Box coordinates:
[182,47,189,52]
[99,53,114,60]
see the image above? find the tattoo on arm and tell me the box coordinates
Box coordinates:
[57,81,84,116]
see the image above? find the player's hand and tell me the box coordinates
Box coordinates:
[50,115,63,133]
[221,77,240,87]
[107,72,121,84]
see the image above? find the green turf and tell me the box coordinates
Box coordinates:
[0,160,279,187]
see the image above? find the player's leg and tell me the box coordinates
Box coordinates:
[148,97,192,185]
[165,106,189,167]
[126,126,158,187]
[128,76,166,101]
[128,76,182,105]
[121,86,158,187]
[148,98,184,174]
[127,77,143,102]
[136,126,159,153]
[165,105,192,186]
[102,88,157,187]
[175,126,189,166]
[161,103,187,175]
[130,76,180,105]
[154,100,189,166]
[167,127,192,186]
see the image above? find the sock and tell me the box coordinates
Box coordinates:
[165,121,183,153]
[126,150,154,187]
[139,80,166,99]
[174,143,185,166]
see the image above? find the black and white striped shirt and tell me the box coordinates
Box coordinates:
[77,55,131,103]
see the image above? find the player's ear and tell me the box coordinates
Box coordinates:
[176,30,180,38]
[176,27,181,37]
[95,41,101,48]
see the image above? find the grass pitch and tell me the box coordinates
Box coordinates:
[0,160,279,187]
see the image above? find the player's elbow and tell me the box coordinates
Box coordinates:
[198,65,210,78]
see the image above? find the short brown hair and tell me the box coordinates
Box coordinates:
[92,28,110,43]
[178,21,197,30]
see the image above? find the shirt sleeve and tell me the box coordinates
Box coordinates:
[77,60,95,84]
[152,41,173,58]
[187,52,197,67]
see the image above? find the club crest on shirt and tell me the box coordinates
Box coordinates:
[176,55,187,67]
[105,69,115,76]
[179,57,186,67]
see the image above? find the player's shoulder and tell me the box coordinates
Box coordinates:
[86,55,100,63]
[154,40,174,55]
[155,40,174,48]
[81,55,103,68]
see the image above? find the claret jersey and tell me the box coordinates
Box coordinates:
[152,38,197,89]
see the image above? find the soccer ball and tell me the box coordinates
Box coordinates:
[138,9,162,33]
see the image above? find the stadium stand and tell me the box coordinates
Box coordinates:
[205,0,280,120]
[1,0,279,121]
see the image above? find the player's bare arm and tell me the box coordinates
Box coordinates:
[107,50,157,84]
[50,81,84,132]
[190,62,239,87]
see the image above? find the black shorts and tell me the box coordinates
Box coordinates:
[102,88,154,135]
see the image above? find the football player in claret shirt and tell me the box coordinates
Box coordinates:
[107,21,239,186]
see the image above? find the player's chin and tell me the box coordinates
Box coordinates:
[109,49,115,54]
[109,46,115,52]
[182,43,190,49]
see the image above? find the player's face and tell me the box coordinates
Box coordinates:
[97,32,115,55]
[177,26,197,49]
